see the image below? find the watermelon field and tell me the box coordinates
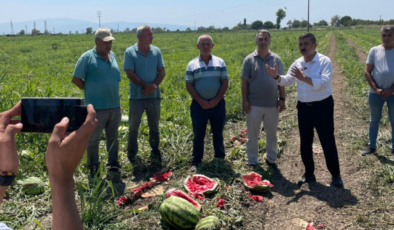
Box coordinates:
[1,29,394,229]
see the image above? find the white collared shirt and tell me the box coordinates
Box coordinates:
[279,52,333,102]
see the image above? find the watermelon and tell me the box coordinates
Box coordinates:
[21,177,45,195]
[184,174,219,198]
[160,196,201,229]
[166,189,201,211]
[242,172,273,193]
[195,216,221,230]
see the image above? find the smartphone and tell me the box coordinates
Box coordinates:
[21,97,87,134]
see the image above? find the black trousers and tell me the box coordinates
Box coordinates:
[297,95,341,177]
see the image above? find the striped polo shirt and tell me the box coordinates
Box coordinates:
[185,55,228,100]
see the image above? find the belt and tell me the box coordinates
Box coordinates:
[299,95,332,106]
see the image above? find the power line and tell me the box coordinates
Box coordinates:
[97,11,102,28]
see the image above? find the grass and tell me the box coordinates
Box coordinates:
[1,30,334,229]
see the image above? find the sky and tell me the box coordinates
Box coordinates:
[0,0,391,28]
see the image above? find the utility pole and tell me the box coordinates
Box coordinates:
[117,23,119,32]
[34,22,36,30]
[97,11,102,28]
[45,20,47,32]
[53,28,55,34]
[380,15,382,24]
[194,21,196,31]
[25,25,27,34]
[307,0,310,32]
[10,21,14,35]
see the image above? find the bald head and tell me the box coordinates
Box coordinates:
[197,34,213,44]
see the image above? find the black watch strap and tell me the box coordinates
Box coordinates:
[279,97,286,101]
[0,175,16,186]
[274,74,280,80]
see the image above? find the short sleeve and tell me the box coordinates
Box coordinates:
[366,48,375,65]
[157,49,165,68]
[276,57,285,75]
[185,63,194,83]
[123,49,135,71]
[220,60,228,80]
[240,57,251,79]
[73,54,89,80]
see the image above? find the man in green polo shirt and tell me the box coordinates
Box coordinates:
[72,28,122,176]
[123,25,166,164]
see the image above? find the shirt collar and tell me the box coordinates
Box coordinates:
[135,43,152,54]
[199,54,212,62]
[302,52,319,63]
[253,50,273,60]
[93,48,113,60]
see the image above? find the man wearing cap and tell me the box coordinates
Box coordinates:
[124,25,166,164]
[72,28,122,177]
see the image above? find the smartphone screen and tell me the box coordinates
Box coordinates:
[21,98,87,133]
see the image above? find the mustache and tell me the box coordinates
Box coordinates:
[301,49,307,52]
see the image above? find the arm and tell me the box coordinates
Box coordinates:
[46,105,97,230]
[266,63,297,86]
[241,78,251,113]
[125,70,157,96]
[142,67,166,95]
[186,82,211,109]
[71,76,84,90]
[277,86,285,112]
[0,102,23,205]
[365,64,383,95]
[209,79,228,108]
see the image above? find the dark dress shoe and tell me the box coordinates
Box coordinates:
[265,159,281,174]
[332,175,344,188]
[298,174,316,185]
[361,147,376,156]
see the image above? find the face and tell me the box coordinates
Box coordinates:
[139,28,153,45]
[95,39,112,54]
[197,36,214,56]
[298,37,317,57]
[255,32,271,51]
[381,30,394,47]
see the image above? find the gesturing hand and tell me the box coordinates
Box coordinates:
[46,104,97,181]
[290,66,306,81]
[0,101,23,174]
[265,63,278,78]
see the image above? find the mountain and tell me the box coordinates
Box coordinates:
[1,18,191,35]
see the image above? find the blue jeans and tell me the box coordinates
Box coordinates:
[127,98,161,159]
[87,107,121,169]
[368,93,394,150]
[191,99,226,166]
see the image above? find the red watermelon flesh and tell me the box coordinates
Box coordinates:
[185,175,217,196]
[242,172,274,187]
[166,189,201,210]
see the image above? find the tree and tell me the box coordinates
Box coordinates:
[124,28,130,33]
[222,27,229,31]
[44,29,50,35]
[292,20,301,28]
[263,21,275,29]
[251,20,263,30]
[331,15,341,27]
[31,29,40,35]
[340,16,352,27]
[317,20,328,26]
[186,27,192,31]
[287,20,292,29]
[86,27,93,34]
[154,27,164,33]
[276,9,286,29]
[301,20,312,28]
[197,26,206,30]
[69,31,72,34]
[18,30,25,35]
[232,26,241,30]
[75,30,79,34]
[243,18,247,27]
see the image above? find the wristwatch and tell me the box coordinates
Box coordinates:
[0,172,16,186]
[274,74,280,80]
[279,97,286,101]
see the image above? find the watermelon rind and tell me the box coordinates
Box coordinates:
[195,216,221,230]
[160,196,201,230]
[21,177,45,195]
[242,172,272,193]
[184,174,219,196]
[166,188,201,211]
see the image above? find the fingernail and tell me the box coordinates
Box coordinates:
[62,117,69,123]
[16,123,23,128]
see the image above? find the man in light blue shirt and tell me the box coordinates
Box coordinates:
[72,28,122,176]
[123,25,166,164]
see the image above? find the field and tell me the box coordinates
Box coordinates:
[1,29,394,229]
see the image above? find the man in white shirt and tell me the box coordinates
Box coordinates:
[361,25,394,160]
[266,33,343,187]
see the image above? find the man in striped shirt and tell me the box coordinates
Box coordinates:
[185,34,228,172]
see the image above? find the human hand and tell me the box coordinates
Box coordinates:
[142,84,157,96]
[290,66,306,81]
[265,63,278,78]
[277,100,285,113]
[208,98,219,108]
[199,100,212,110]
[0,101,23,174]
[380,89,392,98]
[46,104,97,181]
[243,100,251,113]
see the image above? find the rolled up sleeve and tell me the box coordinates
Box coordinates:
[279,63,297,86]
[312,59,332,91]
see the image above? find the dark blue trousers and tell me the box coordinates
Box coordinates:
[297,95,341,177]
[191,98,226,165]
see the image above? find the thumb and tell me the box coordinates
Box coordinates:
[50,117,69,142]
[274,63,277,71]
[4,123,23,138]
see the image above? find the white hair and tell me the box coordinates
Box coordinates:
[197,34,213,44]
[136,25,151,39]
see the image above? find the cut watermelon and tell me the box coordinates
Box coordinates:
[242,172,273,192]
[166,189,201,211]
[184,174,219,199]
